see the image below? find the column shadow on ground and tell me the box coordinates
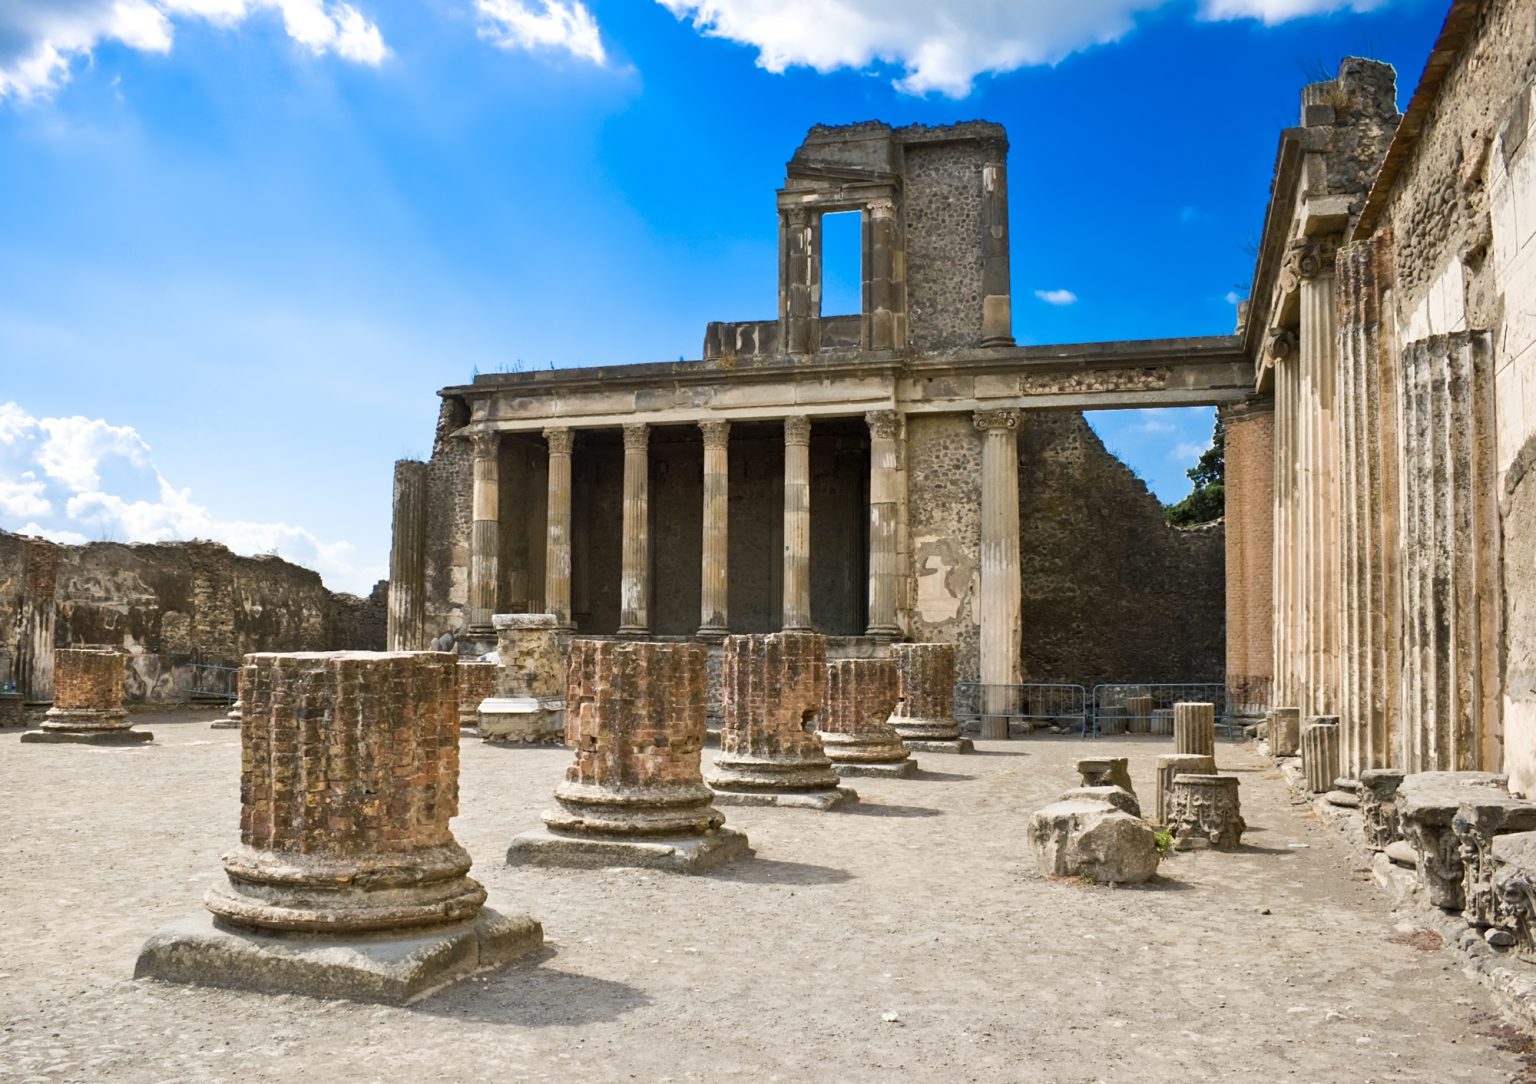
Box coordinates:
[700,857,853,885]
[418,948,652,1025]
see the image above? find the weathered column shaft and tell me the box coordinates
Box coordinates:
[619,423,650,635]
[544,428,574,631]
[17,537,57,703]
[468,431,501,629]
[699,420,730,638]
[1270,329,1298,711]
[782,415,813,631]
[1221,400,1274,714]
[980,154,1015,347]
[1299,250,1340,720]
[1173,701,1216,759]
[866,410,901,638]
[975,409,1022,740]
[1301,716,1341,794]
[865,198,904,351]
[779,208,820,355]
[387,459,428,651]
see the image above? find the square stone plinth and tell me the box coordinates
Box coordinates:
[831,760,918,779]
[710,786,858,811]
[21,729,153,745]
[506,826,750,873]
[134,903,543,1005]
[902,739,974,754]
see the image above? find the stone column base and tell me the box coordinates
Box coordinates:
[709,786,858,811]
[478,698,565,744]
[134,903,542,1005]
[505,826,750,873]
[831,759,918,779]
[22,718,152,745]
[901,738,974,754]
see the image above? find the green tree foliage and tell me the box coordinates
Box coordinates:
[1164,416,1225,526]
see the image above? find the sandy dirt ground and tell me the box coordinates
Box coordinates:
[1,710,1532,1083]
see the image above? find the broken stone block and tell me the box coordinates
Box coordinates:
[887,642,973,753]
[1166,773,1245,851]
[1124,694,1153,734]
[478,614,565,744]
[1492,832,1536,964]
[1173,702,1215,758]
[819,658,915,778]
[22,648,151,746]
[210,698,241,730]
[1059,785,1141,818]
[1076,757,1136,798]
[1301,717,1340,794]
[1397,771,1509,911]
[1359,768,1405,850]
[1027,797,1159,885]
[507,640,748,873]
[707,632,854,810]
[1268,706,1301,757]
[0,690,26,727]
[1452,794,1536,928]
[1148,709,1174,736]
[135,651,541,1004]
[1154,753,1216,824]
[455,660,498,731]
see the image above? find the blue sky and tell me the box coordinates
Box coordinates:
[0,0,1446,593]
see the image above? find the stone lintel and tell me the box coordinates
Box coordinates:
[830,759,918,779]
[505,826,751,873]
[135,905,543,1005]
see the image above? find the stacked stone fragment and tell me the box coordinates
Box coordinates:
[136,651,541,1003]
[507,640,747,871]
[478,614,565,743]
[1166,774,1245,850]
[1396,771,1509,910]
[707,632,853,809]
[887,642,973,753]
[1268,706,1301,757]
[818,658,915,777]
[1154,753,1216,824]
[23,648,151,745]
[456,660,498,730]
[1359,768,1404,849]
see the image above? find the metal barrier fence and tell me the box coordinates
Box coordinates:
[953,683,1089,737]
[1089,683,1236,739]
[188,663,239,704]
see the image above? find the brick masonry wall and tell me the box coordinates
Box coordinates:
[564,640,708,789]
[51,648,124,712]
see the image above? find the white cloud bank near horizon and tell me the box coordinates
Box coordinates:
[0,401,381,595]
[0,0,387,100]
[656,0,1389,96]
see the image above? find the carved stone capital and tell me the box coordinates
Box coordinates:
[622,423,649,453]
[866,196,896,218]
[783,415,812,445]
[865,410,899,441]
[783,207,811,229]
[972,408,1021,433]
[469,430,500,460]
[1281,238,1339,292]
[699,420,730,449]
[543,427,573,456]
[1266,327,1298,363]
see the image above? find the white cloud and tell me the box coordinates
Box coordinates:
[656,0,1391,96]
[1170,440,1206,461]
[0,0,386,100]
[1224,290,1243,305]
[475,0,606,65]
[1128,409,1178,434]
[1034,288,1078,306]
[0,401,377,592]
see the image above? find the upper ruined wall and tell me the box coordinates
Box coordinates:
[0,528,385,701]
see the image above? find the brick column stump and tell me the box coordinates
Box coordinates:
[819,658,915,778]
[507,640,749,873]
[707,632,855,811]
[136,651,542,1004]
[887,643,973,753]
[0,691,27,728]
[23,648,151,745]
[456,660,498,732]
[478,614,566,744]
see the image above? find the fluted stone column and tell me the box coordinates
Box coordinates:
[387,459,428,651]
[780,207,819,355]
[699,420,730,640]
[1268,328,1299,714]
[618,423,651,636]
[136,651,543,1003]
[866,409,901,640]
[888,642,973,753]
[468,430,501,631]
[1173,702,1216,759]
[1301,716,1341,794]
[974,408,1022,740]
[1296,239,1340,721]
[782,415,813,632]
[980,153,1015,348]
[543,427,574,632]
[1269,705,1301,757]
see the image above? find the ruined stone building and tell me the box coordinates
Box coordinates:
[388,121,1233,700]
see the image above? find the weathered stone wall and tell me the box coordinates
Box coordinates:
[905,140,987,352]
[425,396,473,643]
[905,414,983,679]
[0,528,385,703]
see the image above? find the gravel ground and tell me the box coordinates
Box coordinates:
[1,710,1530,1083]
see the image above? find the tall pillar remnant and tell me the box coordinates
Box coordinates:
[974,408,1022,740]
[24,647,151,745]
[865,410,901,640]
[698,420,730,640]
[865,198,905,351]
[979,152,1015,348]
[508,640,749,872]
[618,423,651,636]
[1220,398,1274,716]
[707,632,853,810]
[468,431,501,631]
[136,651,542,1004]
[1173,702,1216,759]
[819,658,915,778]
[887,642,973,753]
[386,458,428,651]
[782,415,813,632]
[543,427,575,632]
[780,206,819,355]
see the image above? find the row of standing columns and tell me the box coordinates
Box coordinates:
[449,410,1023,657]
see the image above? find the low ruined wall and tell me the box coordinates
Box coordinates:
[0,528,385,703]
